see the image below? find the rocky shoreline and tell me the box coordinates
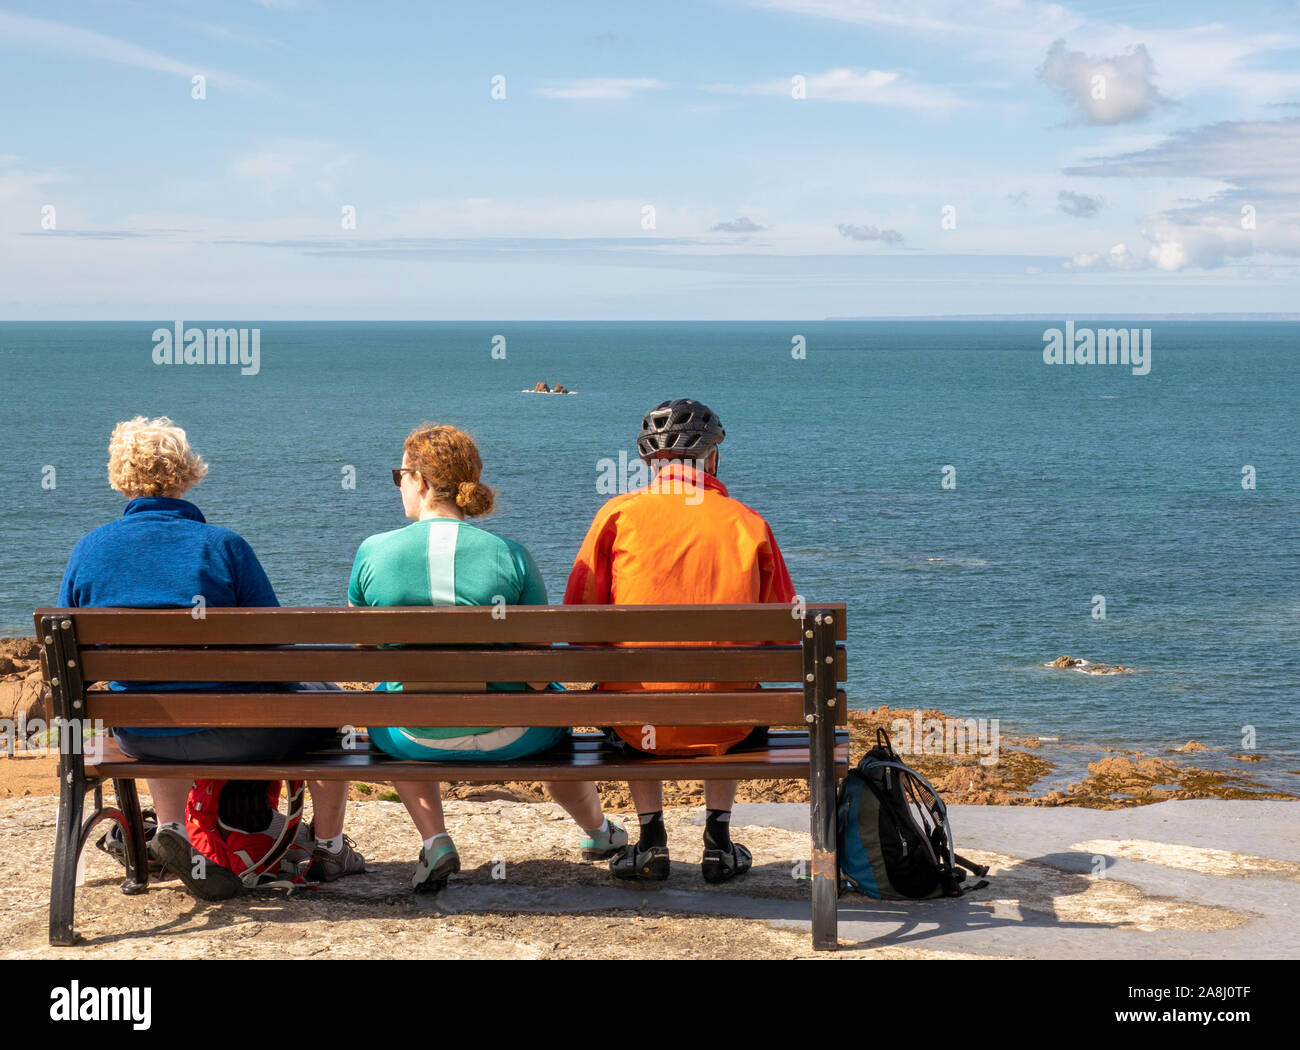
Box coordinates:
[0,638,42,731]
[3,636,1295,808]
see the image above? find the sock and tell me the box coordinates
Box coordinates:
[582,817,609,838]
[637,810,667,850]
[316,834,343,855]
[704,809,733,852]
[422,832,453,853]
[159,821,186,837]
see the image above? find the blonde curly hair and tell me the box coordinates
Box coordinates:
[107,416,208,499]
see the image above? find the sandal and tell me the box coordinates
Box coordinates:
[610,842,671,881]
[702,842,752,884]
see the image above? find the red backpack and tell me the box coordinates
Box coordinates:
[186,779,312,890]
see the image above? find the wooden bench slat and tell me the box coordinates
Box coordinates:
[78,644,847,684]
[38,604,847,645]
[82,688,848,728]
[84,731,852,782]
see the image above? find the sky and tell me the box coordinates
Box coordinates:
[1,0,1298,319]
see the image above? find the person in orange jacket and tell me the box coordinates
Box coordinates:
[564,399,796,882]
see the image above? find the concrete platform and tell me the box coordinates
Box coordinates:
[400,799,1300,958]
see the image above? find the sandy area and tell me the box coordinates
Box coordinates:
[1,794,996,959]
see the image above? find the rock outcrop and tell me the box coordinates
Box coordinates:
[1050,655,1131,675]
[0,639,44,727]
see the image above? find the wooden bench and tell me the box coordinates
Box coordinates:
[34,603,849,950]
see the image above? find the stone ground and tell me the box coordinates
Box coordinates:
[2,793,1296,960]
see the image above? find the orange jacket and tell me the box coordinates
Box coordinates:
[564,463,796,756]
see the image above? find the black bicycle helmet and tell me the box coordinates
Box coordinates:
[637,398,725,459]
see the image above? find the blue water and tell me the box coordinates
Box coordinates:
[1,322,1296,776]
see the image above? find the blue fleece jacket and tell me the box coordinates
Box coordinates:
[58,497,279,735]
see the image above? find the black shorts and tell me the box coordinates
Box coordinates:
[599,725,769,754]
[114,726,339,763]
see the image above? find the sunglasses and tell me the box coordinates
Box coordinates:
[392,467,417,487]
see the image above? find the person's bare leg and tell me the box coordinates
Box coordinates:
[147,779,193,827]
[307,780,348,839]
[391,781,447,839]
[542,780,604,830]
[704,780,738,811]
[629,780,664,815]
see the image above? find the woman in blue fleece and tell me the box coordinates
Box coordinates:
[58,416,363,894]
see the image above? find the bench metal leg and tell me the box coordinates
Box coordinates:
[112,779,150,894]
[49,768,86,946]
[805,610,840,951]
[809,716,839,951]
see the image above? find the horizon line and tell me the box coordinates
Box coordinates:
[2,314,1300,323]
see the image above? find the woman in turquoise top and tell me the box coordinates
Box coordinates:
[350,423,625,891]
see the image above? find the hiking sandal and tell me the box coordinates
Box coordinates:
[610,842,671,881]
[701,842,752,884]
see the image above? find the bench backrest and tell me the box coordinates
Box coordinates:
[34,604,847,731]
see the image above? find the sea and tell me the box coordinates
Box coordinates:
[1,321,1296,787]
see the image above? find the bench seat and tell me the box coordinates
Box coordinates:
[86,729,851,782]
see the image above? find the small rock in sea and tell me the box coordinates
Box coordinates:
[1078,662,1129,675]
[533,381,550,393]
[1051,655,1082,668]
[1171,740,1208,753]
[553,383,568,394]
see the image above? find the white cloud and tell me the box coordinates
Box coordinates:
[0,11,263,94]
[534,78,664,100]
[1065,118,1300,269]
[748,0,1300,107]
[837,222,904,244]
[710,217,768,233]
[1058,189,1102,217]
[1106,242,1142,269]
[748,0,1081,50]
[1066,118,1300,194]
[1037,39,1168,124]
[716,67,964,110]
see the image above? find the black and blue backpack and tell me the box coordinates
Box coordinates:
[837,728,990,899]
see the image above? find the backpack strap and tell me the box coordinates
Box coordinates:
[235,780,306,887]
[954,852,990,878]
